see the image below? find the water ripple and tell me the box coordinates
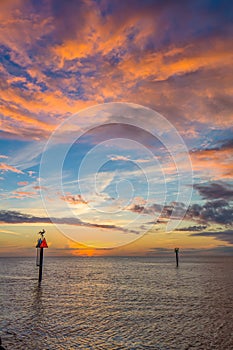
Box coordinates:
[0,256,233,349]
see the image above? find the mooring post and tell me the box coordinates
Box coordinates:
[38,247,44,283]
[174,247,179,267]
[36,229,48,283]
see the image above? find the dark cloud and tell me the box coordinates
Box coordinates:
[55,246,113,251]
[129,202,187,219]
[129,203,162,215]
[0,210,137,234]
[210,245,233,255]
[0,210,53,224]
[219,139,233,150]
[193,182,233,200]
[146,247,173,256]
[101,0,233,49]
[176,225,207,232]
[191,230,233,245]
[50,0,88,41]
[187,200,233,225]
[80,123,165,151]
[191,138,233,153]
[128,199,233,225]
[204,95,233,122]
[30,0,233,63]
[149,247,172,253]
[148,245,233,256]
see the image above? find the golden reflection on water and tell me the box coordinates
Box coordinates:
[0,256,233,349]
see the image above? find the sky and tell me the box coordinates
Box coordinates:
[0,0,233,257]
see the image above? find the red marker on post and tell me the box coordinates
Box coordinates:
[36,229,48,283]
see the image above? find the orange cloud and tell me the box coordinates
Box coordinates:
[33,185,47,190]
[0,163,23,174]
[118,39,233,83]
[1,104,54,130]
[0,0,232,144]
[53,40,94,67]
[191,148,233,180]
[60,193,88,205]
[17,181,29,186]
[0,85,96,140]
[11,191,37,199]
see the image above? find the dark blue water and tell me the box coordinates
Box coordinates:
[0,256,233,349]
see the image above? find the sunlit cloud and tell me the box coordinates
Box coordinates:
[193,182,233,201]
[191,230,233,245]
[191,147,233,180]
[17,181,29,186]
[60,193,88,205]
[0,162,24,174]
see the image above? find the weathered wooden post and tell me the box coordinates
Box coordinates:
[36,229,48,283]
[174,247,179,267]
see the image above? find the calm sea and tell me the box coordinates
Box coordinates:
[0,256,232,350]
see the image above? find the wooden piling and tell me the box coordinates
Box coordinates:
[174,247,179,267]
[36,229,48,283]
[38,247,44,283]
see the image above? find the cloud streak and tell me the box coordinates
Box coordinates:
[176,225,207,232]
[191,230,233,245]
[0,210,137,234]
[60,193,88,205]
[193,182,233,200]
[128,199,233,226]
[0,163,24,174]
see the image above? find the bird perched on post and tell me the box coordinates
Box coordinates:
[39,229,45,238]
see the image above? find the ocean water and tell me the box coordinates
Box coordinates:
[0,256,232,350]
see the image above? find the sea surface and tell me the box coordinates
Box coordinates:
[0,256,232,350]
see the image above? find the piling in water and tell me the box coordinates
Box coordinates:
[36,229,48,283]
[38,247,44,283]
[174,247,179,267]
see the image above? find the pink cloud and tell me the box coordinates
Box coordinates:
[17,181,29,186]
[0,163,23,174]
[11,191,37,199]
[60,193,88,205]
[33,185,47,191]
